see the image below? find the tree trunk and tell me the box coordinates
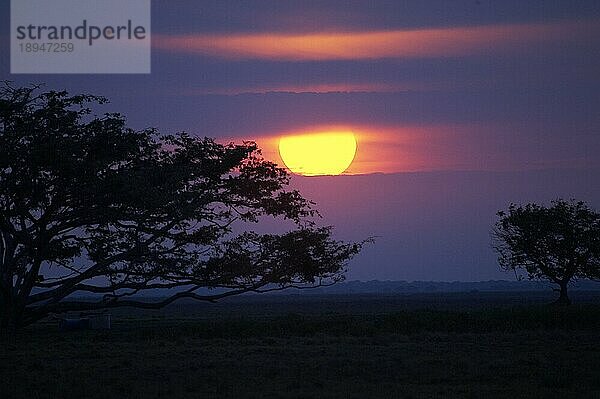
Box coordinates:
[553,282,571,306]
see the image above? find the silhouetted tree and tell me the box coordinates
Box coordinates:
[493,199,600,305]
[0,83,365,332]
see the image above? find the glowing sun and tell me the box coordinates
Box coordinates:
[278,131,357,176]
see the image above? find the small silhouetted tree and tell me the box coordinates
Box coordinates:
[0,83,365,332]
[493,199,600,305]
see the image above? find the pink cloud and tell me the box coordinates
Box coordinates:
[153,20,597,60]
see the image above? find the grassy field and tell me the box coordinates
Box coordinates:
[1,292,600,398]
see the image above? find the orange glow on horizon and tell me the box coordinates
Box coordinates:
[241,124,494,175]
[153,21,592,60]
[242,126,419,175]
[233,118,593,176]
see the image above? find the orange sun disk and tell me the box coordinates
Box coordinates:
[278,132,357,176]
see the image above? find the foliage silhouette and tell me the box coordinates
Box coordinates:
[0,83,365,331]
[493,199,600,305]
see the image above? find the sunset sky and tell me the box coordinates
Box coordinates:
[2,0,599,281]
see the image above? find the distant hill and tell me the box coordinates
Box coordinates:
[296,280,600,295]
[61,279,600,299]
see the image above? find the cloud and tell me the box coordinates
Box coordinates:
[153,20,596,61]
[175,82,434,95]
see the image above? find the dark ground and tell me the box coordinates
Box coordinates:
[1,291,600,398]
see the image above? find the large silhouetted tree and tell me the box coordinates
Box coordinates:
[493,199,600,305]
[0,83,364,332]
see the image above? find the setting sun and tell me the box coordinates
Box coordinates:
[278,132,357,176]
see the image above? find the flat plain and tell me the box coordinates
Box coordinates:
[1,291,600,399]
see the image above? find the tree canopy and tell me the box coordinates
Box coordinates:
[493,199,600,305]
[0,83,365,330]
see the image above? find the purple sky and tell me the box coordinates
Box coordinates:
[2,1,599,280]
